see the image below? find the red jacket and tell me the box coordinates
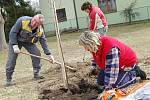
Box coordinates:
[92,36,137,70]
[89,6,107,30]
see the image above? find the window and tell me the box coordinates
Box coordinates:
[56,8,67,23]
[97,0,117,13]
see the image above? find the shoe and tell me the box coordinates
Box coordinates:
[34,75,44,80]
[5,79,12,87]
[135,65,147,80]
[97,86,104,94]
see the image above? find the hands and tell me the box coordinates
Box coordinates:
[88,66,100,76]
[89,68,98,76]
[47,54,55,63]
[103,26,108,34]
[13,45,20,53]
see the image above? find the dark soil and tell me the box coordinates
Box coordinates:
[38,62,100,100]
[39,79,99,100]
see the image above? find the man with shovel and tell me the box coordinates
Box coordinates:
[5,14,55,86]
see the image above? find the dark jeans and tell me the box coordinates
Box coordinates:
[6,42,41,80]
[97,67,136,89]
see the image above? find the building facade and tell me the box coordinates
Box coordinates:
[39,0,150,33]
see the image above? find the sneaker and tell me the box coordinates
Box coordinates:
[135,65,147,80]
[34,75,44,80]
[97,86,105,94]
[5,79,12,87]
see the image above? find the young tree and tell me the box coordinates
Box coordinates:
[121,0,139,24]
[2,0,36,42]
[0,7,7,51]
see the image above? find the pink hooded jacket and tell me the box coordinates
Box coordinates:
[89,6,108,31]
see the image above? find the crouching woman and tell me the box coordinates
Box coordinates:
[79,31,146,91]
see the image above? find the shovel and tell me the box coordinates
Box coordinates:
[20,51,77,72]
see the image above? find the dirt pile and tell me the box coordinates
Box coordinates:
[38,62,100,100]
[39,79,99,100]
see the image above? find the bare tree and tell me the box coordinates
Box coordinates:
[120,0,139,24]
[0,7,7,51]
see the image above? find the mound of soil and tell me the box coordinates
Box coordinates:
[38,62,100,100]
[39,79,99,100]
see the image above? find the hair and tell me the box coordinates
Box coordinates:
[81,1,92,11]
[33,14,45,25]
[79,31,101,52]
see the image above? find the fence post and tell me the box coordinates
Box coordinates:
[147,7,150,22]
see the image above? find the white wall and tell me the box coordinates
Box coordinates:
[39,0,77,33]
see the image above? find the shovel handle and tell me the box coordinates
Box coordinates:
[20,52,76,72]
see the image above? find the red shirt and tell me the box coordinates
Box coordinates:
[89,6,107,30]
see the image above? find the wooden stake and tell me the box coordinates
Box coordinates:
[50,0,68,89]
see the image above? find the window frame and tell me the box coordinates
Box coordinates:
[56,8,67,23]
[97,0,117,13]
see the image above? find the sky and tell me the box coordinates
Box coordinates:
[24,0,40,10]
[25,0,39,5]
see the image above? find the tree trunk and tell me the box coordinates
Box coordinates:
[0,8,7,51]
[129,12,132,24]
[106,0,109,13]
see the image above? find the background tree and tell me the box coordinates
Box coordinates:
[0,0,36,43]
[0,7,7,51]
[120,0,139,24]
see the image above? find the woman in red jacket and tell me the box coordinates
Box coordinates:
[81,2,108,35]
[79,31,147,91]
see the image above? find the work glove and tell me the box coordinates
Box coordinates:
[88,66,99,76]
[13,45,20,53]
[89,68,98,76]
[47,54,55,63]
[103,26,108,33]
[89,59,99,76]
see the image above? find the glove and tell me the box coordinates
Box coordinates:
[89,68,98,76]
[89,59,99,76]
[47,54,55,63]
[13,45,20,53]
